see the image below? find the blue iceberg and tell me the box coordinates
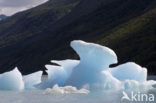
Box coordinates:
[23,71,43,89]
[0,40,156,92]
[0,67,24,90]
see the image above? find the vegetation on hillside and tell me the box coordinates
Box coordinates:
[0,0,155,74]
[98,8,156,74]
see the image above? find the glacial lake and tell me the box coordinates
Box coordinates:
[0,89,156,103]
[0,76,156,103]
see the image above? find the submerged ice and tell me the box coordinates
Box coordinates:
[0,40,156,92]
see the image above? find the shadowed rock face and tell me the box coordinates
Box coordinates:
[0,0,155,74]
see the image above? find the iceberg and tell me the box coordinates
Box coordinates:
[65,40,118,89]
[0,68,42,90]
[64,40,156,91]
[23,71,43,89]
[37,65,66,89]
[51,59,80,76]
[44,84,90,94]
[123,80,156,91]
[0,67,24,91]
[101,71,122,90]
[46,65,67,86]
[38,40,156,91]
[37,60,79,89]
[110,62,147,82]
[0,40,156,92]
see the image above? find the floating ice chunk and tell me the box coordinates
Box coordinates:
[101,71,122,90]
[101,71,156,91]
[0,67,24,91]
[41,40,155,92]
[44,84,90,94]
[124,80,156,91]
[110,62,147,82]
[37,65,66,89]
[46,65,66,86]
[91,71,156,91]
[38,60,79,89]
[23,71,43,89]
[65,40,118,89]
[51,59,80,76]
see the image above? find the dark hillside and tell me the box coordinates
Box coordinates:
[0,15,7,20]
[98,8,156,74]
[0,0,155,74]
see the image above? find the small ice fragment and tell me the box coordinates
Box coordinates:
[110,62,147,82]
[0,67,24,91]
[38,60,79,89]
[44,84,90,94]
[23,71,43,89]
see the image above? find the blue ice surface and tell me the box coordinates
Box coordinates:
[0,68,24,90]
[23,71,43,89]
[39,40,156,91]
[37,60,79,89]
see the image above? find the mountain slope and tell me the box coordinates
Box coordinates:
[0,0,79,48]
[98,8,156,74]
[0,0,155,74]
[0,15,7,20]
[0,0,80,74]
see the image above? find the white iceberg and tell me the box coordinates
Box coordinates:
[110,62,147,82]
[23,71,43,89]
[44,84,90,94]
[39,40,156,91]
[101,71,122,90]
[101,71,156,91]
[65,40,118,89]
[46,65,66,86]
[64,40,156,91]
[0,40,156,92]
[37,65,66,89]
[37,60,79,89]
[123,80,156,91]
[0,67,24,91]
[51,59,79,76]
